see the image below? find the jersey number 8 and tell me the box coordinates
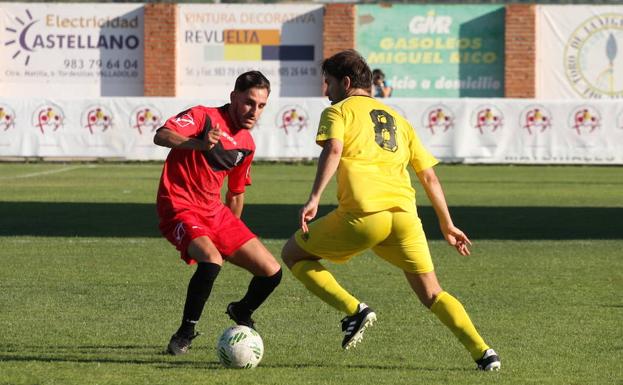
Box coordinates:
[370,110,398,152]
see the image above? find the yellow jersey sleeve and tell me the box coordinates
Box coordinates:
[407,122,439,172]
[316,106,345,144]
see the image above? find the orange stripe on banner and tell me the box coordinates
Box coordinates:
[223,29,280,45]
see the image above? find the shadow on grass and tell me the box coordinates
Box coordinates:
[0,351,466,371]
[0,353,222,368]
[0,202,621,240]
[0,343,221,368]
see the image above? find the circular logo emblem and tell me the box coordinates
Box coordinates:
[82,106,114,134]
[421,104,454,135]
[519,105,553,135]
[276,105,308,135]
[470,105,504,135]
[32,104,64,134]
[564,13,623,98]
[130,105,162,135]
[0,104,16,131]
[568,105,601,135]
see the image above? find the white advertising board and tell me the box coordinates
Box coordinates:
[1,97,622,164]
[537,6,623,99]
[177,4,323,98]
[0,3,144,97]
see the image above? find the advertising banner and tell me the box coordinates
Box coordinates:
[177,4,323,98]
[1,97,621,164]
[356,4,505,98]
[0,97,328,160]
[0,3,144,97]
[399,99,623,164]
[538,6,623,99]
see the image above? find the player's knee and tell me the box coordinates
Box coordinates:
[409,279,442,308]
[188,237,222,264]
[280,237,297,268]
[188,247,222,264]
[264,258,283,276]
[281,236,319,270]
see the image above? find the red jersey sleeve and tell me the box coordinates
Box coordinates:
[162,106,205,137]
[227,151,254,194]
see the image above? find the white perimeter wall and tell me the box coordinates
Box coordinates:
[0,97,622,164]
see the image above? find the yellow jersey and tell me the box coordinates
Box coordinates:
[317,95,438,213]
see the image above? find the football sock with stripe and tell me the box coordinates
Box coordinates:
[430,291,490,360]
[291,260,359,315]
[238,268,283,314]
[177,262,221,337]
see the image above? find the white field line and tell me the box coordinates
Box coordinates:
[0,165,95,180]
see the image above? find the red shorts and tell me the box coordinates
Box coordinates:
[159,205,256,264]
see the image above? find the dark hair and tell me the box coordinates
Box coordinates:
[321,50,372,90]
[234,71,271,94]
[372,69,385,79]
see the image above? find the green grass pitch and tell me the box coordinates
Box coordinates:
[0,163,621,385]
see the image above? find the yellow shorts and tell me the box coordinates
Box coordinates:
[294,209,434,274]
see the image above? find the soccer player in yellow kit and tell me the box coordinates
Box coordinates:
[281,50,500,371]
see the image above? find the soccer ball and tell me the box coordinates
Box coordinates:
[216,325,264,369]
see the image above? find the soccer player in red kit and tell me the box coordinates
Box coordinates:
[154,71,282,355]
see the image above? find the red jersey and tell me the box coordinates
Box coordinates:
[156,105,255,218]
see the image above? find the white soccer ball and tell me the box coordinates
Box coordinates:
[216,325,264,369]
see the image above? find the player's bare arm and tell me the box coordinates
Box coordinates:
[154,123,222,151]
[416,167,472,256]
[300,138,343,233]
[226,190,245,218]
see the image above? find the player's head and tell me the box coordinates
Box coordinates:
[321,50,372,104]
[230,71,271,130]
[372,69,385,84]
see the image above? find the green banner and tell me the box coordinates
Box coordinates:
[357,4,505,97]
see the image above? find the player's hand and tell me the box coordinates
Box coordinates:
[206,123,222,150]
[299,198,319,234]
[442,225,472,256]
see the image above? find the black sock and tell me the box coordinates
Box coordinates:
[238,268,282,314]
[177,262,221,336]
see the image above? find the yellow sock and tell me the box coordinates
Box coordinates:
[430,291,490,360]
[291,260,359,315]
